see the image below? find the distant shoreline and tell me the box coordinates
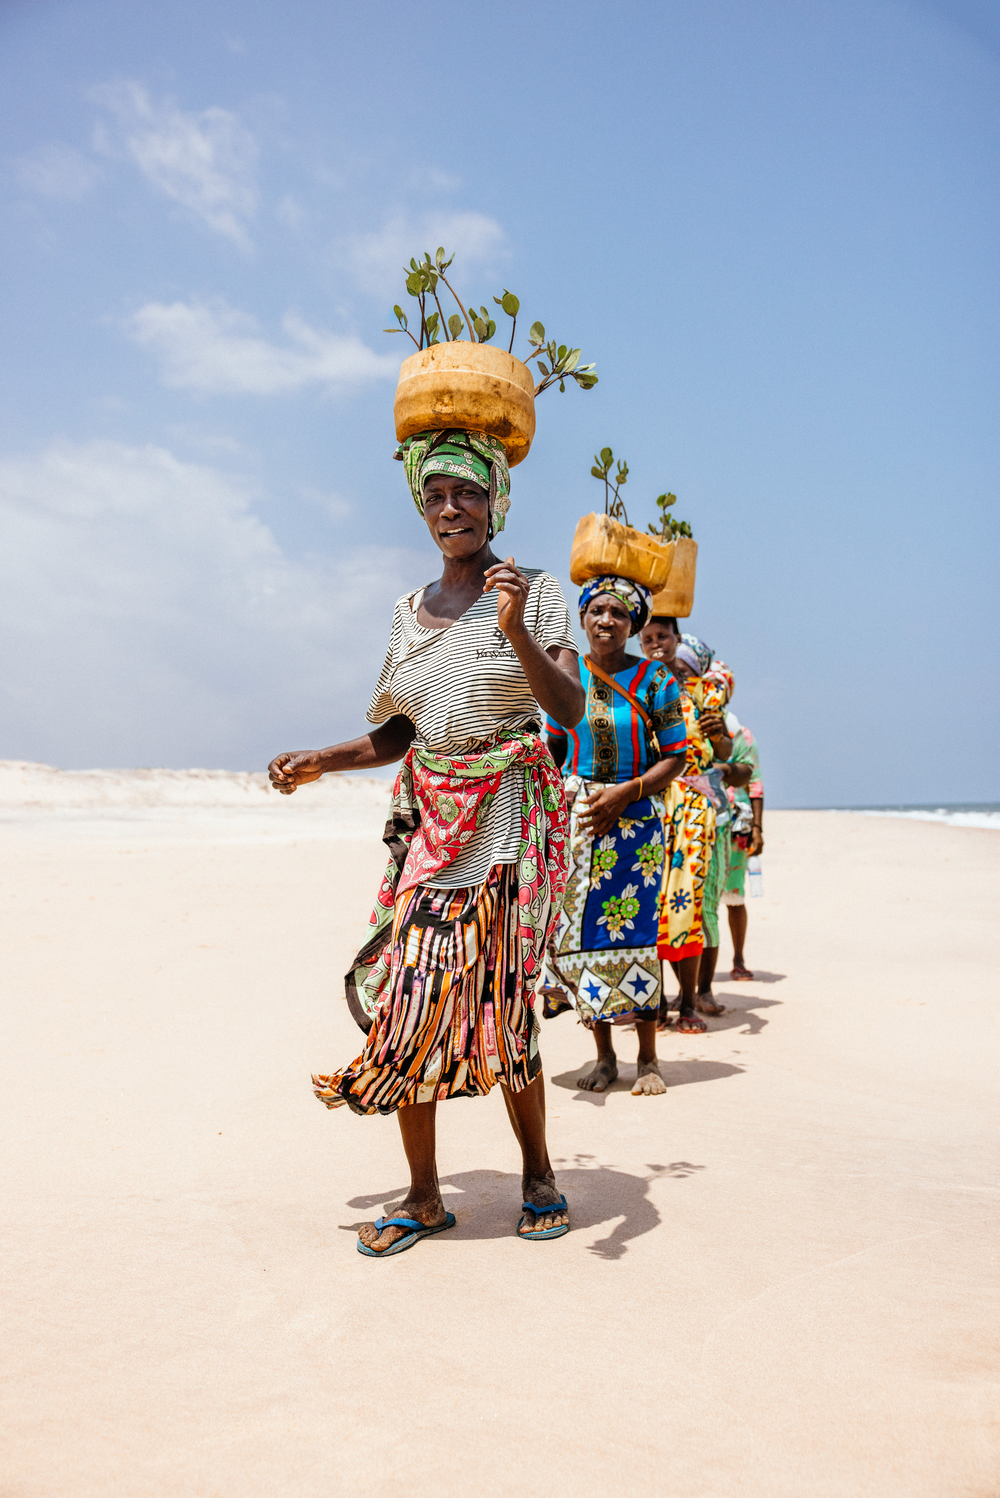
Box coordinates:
[791,804,1000,831]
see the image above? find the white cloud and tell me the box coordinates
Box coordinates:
[342,210,507,297]
[91,81,257,246]
[0,440,423,768]
[126,300,397,395]
[15,144,101,201]
[302,486,353,521]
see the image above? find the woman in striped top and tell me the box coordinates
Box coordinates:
[543,575,686,1095]
[268,429,584,1255]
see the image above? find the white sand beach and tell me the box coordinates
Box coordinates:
[2,763,998,1497]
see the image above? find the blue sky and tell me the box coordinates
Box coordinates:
[1,0,997,805]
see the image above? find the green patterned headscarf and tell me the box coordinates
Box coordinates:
[395,429,511,534]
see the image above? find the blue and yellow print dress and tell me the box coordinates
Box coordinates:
[544,658,685,1026]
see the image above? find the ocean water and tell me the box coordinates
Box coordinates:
[830,804,1000,831]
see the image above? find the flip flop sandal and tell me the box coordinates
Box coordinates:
[357,1211,456,1257]
[518,1194,569,1241]
[676,1013,707,1034]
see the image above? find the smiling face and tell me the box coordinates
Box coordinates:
[639,616,680,664]
[421,473,491,558]
[583,593,633,652]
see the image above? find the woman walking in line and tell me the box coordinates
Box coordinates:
[686,656,754,1012]
[542,577,686,1094]
[721,713,765,979]
[638,618,734,1032]
[269,429,584,1254]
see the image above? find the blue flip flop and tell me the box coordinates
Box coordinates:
[357,1210,457,1257]
[517,1194,569,1241]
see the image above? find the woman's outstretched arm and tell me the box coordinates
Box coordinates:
[268,713,416,794]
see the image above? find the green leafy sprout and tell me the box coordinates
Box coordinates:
[591,446,630,522]
[647,491,693,541]
[384,248,598,397]
[590,448,695,539]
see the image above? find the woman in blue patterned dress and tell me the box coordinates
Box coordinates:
[543,576,686,1094]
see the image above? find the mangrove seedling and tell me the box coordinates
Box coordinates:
[647,491,693,541]
[384,248,598,396]
[591,447,630,522]
[590,451,695,539]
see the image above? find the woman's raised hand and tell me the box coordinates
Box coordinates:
[483,556,530,639]
[267,751,325,795]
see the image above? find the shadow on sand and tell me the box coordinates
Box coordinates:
[344,1157,704,1259]
[548,1057,746,1104]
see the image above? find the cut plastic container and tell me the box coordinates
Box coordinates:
[393,343,536,467]
[569,513,675,591]
[648,537,698,618]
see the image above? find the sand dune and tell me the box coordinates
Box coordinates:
[2,778,998,1497]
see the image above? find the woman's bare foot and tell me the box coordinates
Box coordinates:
[631,1060,667,1095]
[731,959,753,980]
[518,1172,569,1236]
[696,993,726,1016]
[357,1192,448,1253]
[577,1056,619,1091]
[676,1011,707,1034]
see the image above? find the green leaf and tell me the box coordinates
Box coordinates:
[435,246,446,268]
[405,272,423,297]
[600,447,613,465]
[425,312,439,334]
[501,291,519,316]
[591,466,605,479]
[563,349,581,372]
[556,344,567,362]
[486,319,496,339]
[528,321,545,344]
[536,359,550,375]
[448,313,464,339]
[559,380,566,392]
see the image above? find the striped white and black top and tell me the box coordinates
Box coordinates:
[367,569,577,887]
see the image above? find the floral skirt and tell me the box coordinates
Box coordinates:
[544,779,665,1027]
[657,781,716,962]
[312,865,540,1115]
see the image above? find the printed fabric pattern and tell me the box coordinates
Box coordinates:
[313,867,539,1115]
[545,775,665,1026]
[311,732,569,1114]
[657,678,721,962]
[545,659,684,784]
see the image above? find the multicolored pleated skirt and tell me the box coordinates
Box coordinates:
[312,864,540,1115]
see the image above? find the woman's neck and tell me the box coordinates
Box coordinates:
[587,641,632,675]
[438,542,497,592]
